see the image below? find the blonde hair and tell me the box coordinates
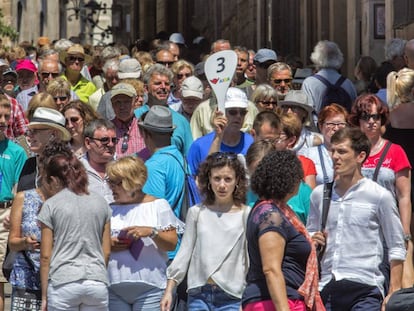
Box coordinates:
[280,113,302,138]
[387,68,414,109]
[46,77,72,97]
[106,156,147,192]
[171,60,194,75]
[26,92,57,120]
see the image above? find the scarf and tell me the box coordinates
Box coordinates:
[256,200,326,311]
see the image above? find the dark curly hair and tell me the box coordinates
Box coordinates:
[251,150,303,201]
[39,140,89,195]
[197,152,247,206]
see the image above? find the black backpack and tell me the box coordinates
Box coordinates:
[314,74,353,112]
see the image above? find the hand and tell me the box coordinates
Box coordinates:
[41,298,47,311]
[3,215,10,230]
[25,235,40,250]
[311,231,326,248]
[111,237,131,251]
[210,109,227,138]
[160,290,173,311]
[123,226,153,240]
[382,293,392,311]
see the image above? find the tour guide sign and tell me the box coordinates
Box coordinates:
[204,50,238,112]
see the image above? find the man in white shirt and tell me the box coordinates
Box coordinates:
[307,127,406,310]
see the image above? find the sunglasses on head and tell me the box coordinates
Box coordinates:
[359,113,381,121]
[68,56,85,63]
[88,136,119,145]
[177,73,191,80]
[211,152,238,161]
[273,78,292,84]
[226,109,247,117]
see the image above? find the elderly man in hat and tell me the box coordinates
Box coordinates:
[0,94,27,311]
[17,107,71,192]
[187,87,254,175]
[139,105,185,258]
[15,59,39,111]
[110,82,146,158]
[60,44,96,104]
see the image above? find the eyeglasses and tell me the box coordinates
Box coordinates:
[65,116,81,125]
[88,136,119,145]
[226,109,248,117]
[176,73,191,80]
[68,56,85,63]
[25,128,51,136]
[273,79,292,84]
[259,101,278,106]
[212,152,238,161]
[324,122,347,129]
[41,72,60,79]
[359,113,381,121]
[121,133,129,153]
[54,96,68,102]
[157,61,174,67]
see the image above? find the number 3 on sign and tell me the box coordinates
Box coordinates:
[204,50,238,112]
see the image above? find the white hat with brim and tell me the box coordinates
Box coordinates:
[59,44,92,64]
[224,87,248,109]
[28,107,71,141]
[279,90,313,114]
[138,105,176,133]
[110,83,137,100]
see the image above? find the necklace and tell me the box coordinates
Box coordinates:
[370,138,385,155]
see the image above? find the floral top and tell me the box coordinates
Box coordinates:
[10,189,43,290]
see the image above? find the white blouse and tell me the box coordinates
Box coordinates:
[167,204,249,298]
[108,199,184,289]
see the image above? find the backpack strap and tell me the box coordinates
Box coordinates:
[321,182,334,231]
[313,74,332,87]
[372,141,392,182]
[334,75,347,88]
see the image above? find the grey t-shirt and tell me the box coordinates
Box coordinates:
[38,188,112,286]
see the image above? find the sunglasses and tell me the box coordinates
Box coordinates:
[359,113,381,121]
[65,116,81,125]
[54,96,68,102]
[212,152,238,161]
[226,109,248,117]
[68,56,85,63]
[121,133,129,153]
[281,105,303,113]
[88,136,119,145]
[273,78,292,84]
[104,177,122,187]
[260,101,278,106]
[157,61,174,67]
[177,73,191,80]
[41,72,60,78]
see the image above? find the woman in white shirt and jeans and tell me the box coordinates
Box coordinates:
[160,152,250,311]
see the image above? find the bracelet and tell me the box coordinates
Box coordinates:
[404,234,412,242]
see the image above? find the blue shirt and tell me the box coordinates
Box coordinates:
[143,145,186,259]
[187,131,254,175]
[134,105,193,156]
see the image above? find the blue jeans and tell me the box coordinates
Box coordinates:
[187,284,241,311]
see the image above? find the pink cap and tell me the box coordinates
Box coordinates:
[15,59,37,73]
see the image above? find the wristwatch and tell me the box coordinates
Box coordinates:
[149,228,159,239]
[404,234,412,242]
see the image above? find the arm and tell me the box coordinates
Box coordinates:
[382,259,404,311]
[259,231,290,311]
[40,224,54,311]
[160,279,179,311]
[304,174,316,190]
[102,222,111,266]
[9,192,39,251]
[207,109,227,155]
[395,169,412,235]
[123,226,177,251]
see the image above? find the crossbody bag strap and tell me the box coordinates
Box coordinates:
[317,145,329,184]
[22,251,36,271]
[372,141,392,182]
[320,182,334,231]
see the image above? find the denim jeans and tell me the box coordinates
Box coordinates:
[187,284,241,311]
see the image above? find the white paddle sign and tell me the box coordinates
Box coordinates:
[204,50,238,112]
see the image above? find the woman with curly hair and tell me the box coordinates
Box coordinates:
[242,150,325,311]
[38,141,111,311]
[161,152,249,311]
